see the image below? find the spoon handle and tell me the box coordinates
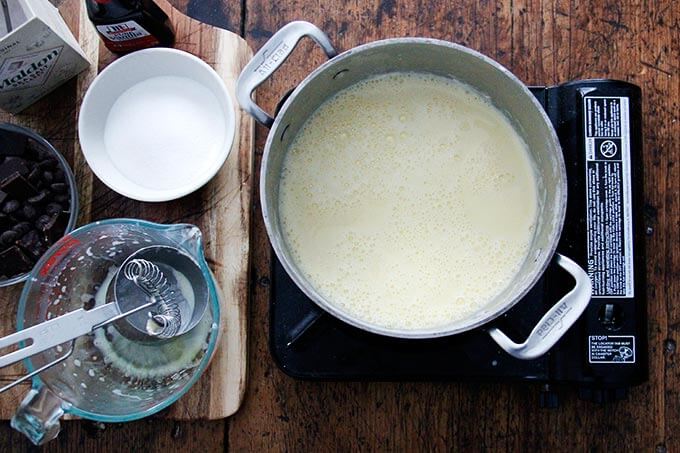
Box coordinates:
[0,303,120,369]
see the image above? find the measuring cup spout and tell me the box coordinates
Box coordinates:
[167,224,205,262]
[11,386,66,445]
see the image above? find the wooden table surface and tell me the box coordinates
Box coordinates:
[1,0,678,451]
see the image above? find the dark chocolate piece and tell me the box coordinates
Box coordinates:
[0,172,37,199]
[2,199,20,214]
[16,229,44,259]
[0,229,18,245]
[21,204,37,220]
[35,214,51,229]
[27,190,48,204]
[37,158,57,170]
[45,202,63,215]
[0,189,6,205]
[0,245,33,277]
[42,170,53,184]
[13,221,31,235]
[53,194,69,203]
[50,182,67,193]
[27,167,41,185]
[0,158,29,181]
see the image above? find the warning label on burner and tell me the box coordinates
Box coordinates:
[583,96,634,298]
[588,335,636,363]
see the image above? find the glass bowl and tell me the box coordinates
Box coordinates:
[0,123,79,287]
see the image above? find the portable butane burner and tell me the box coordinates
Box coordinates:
[269,79,646,406]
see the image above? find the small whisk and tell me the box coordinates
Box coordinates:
[122,259,183,339]
[0,245,209,394]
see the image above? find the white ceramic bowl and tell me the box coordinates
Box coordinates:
[78,48,235,202]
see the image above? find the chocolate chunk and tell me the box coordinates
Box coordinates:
[37,158,57,170]
[0,158,29,181]
[42,170,53,184]
[35,214,51,229]
[0,229,18,245]
[2,199,20,214]
[0,190,6,205]
[0,172,37,199]
[13,221,31,235]
[0,130,28,157]
[16,229,44,259]
[53,194,69,203]
[0,245,33,277]
[21,204,37,220]
[50,182,67,193]
[45,202,62,215]
[27,167,41,185]
[27,190,48,204]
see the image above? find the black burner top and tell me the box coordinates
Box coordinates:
[269,80,647,405]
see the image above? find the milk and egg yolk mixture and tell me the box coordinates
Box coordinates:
[278,73,539,330]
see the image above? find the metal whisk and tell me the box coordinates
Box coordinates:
[0,259,184,393]
[122,259,182,338]
[0,245,210,394]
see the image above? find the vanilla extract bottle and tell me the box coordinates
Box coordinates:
[86,0,175,54]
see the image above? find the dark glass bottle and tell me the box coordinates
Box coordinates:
[86,0,175,54]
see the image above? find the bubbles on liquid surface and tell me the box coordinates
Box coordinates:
[91,267,211,381]
[278,72,539,330]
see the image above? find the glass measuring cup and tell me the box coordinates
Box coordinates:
[8,219,220,445]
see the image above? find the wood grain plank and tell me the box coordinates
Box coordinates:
[638,2,680,452]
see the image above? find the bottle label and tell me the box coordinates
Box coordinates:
[95,21,161,52]
[96,20,151,42]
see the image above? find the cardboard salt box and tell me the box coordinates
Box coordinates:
[0,0,90,113]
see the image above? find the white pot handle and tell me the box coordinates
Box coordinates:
[488,254,592,360]
[236,21,337,127]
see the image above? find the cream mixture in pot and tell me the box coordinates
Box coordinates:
[278,72,539,330]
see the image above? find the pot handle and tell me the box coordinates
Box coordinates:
[236,21,337,127]
[487,254,592,360]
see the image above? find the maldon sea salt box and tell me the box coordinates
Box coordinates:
[0,0,90,113]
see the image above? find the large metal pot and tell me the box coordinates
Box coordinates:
[237,21,592,359]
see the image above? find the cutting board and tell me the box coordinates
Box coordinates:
[0,0,253,420]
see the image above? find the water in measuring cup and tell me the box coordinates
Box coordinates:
[91,267,210,380]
